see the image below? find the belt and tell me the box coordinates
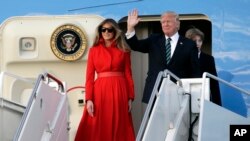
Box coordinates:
[98,72,124,78]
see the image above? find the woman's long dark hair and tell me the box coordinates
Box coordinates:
[93,18,130,52]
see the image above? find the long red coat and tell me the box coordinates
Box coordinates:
[75,43,135,141]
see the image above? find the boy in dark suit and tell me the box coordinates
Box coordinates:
[185,27,221,106]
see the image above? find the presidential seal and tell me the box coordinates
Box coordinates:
[51,24,87,61]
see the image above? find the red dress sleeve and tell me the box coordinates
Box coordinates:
[85,48,95,101]
[124,52,135,100]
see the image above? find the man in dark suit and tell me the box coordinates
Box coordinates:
[185,27,221,106]
[126,9,201,104]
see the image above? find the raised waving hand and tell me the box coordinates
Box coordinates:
[127,9,140,33]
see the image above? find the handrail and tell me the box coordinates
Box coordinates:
[136,71,163,141]
[67,86,85,93]
[137,71,250,141]
[163,69,182,87]
[13,72,66,141]
[198,72,250,141]
[136,69,181,141]
[201,72,250,97]
[13,74,44,141]
[43,72,65,93]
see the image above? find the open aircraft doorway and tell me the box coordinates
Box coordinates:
[118,13,212,134]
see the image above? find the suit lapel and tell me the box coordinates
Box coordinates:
[170,36,184,64]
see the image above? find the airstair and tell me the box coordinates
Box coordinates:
[0,71,69,141]
[136,69,250,141]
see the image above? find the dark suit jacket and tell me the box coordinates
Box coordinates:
[126,33,200,103]
[199,52,221,105]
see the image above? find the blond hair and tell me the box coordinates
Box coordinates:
[185,28,204,41]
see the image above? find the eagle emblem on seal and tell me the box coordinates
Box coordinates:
[51,24,87,61]
[61,33,77,52]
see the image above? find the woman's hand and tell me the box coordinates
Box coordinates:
[128,99,132,112]
[86,100,94,117]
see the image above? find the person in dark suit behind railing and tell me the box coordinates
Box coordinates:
[125,9,201,107]
[185,27,221,106]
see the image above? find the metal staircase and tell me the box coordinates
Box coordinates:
[136,70,250,141]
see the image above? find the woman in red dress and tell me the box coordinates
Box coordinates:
[74,18,135,141]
